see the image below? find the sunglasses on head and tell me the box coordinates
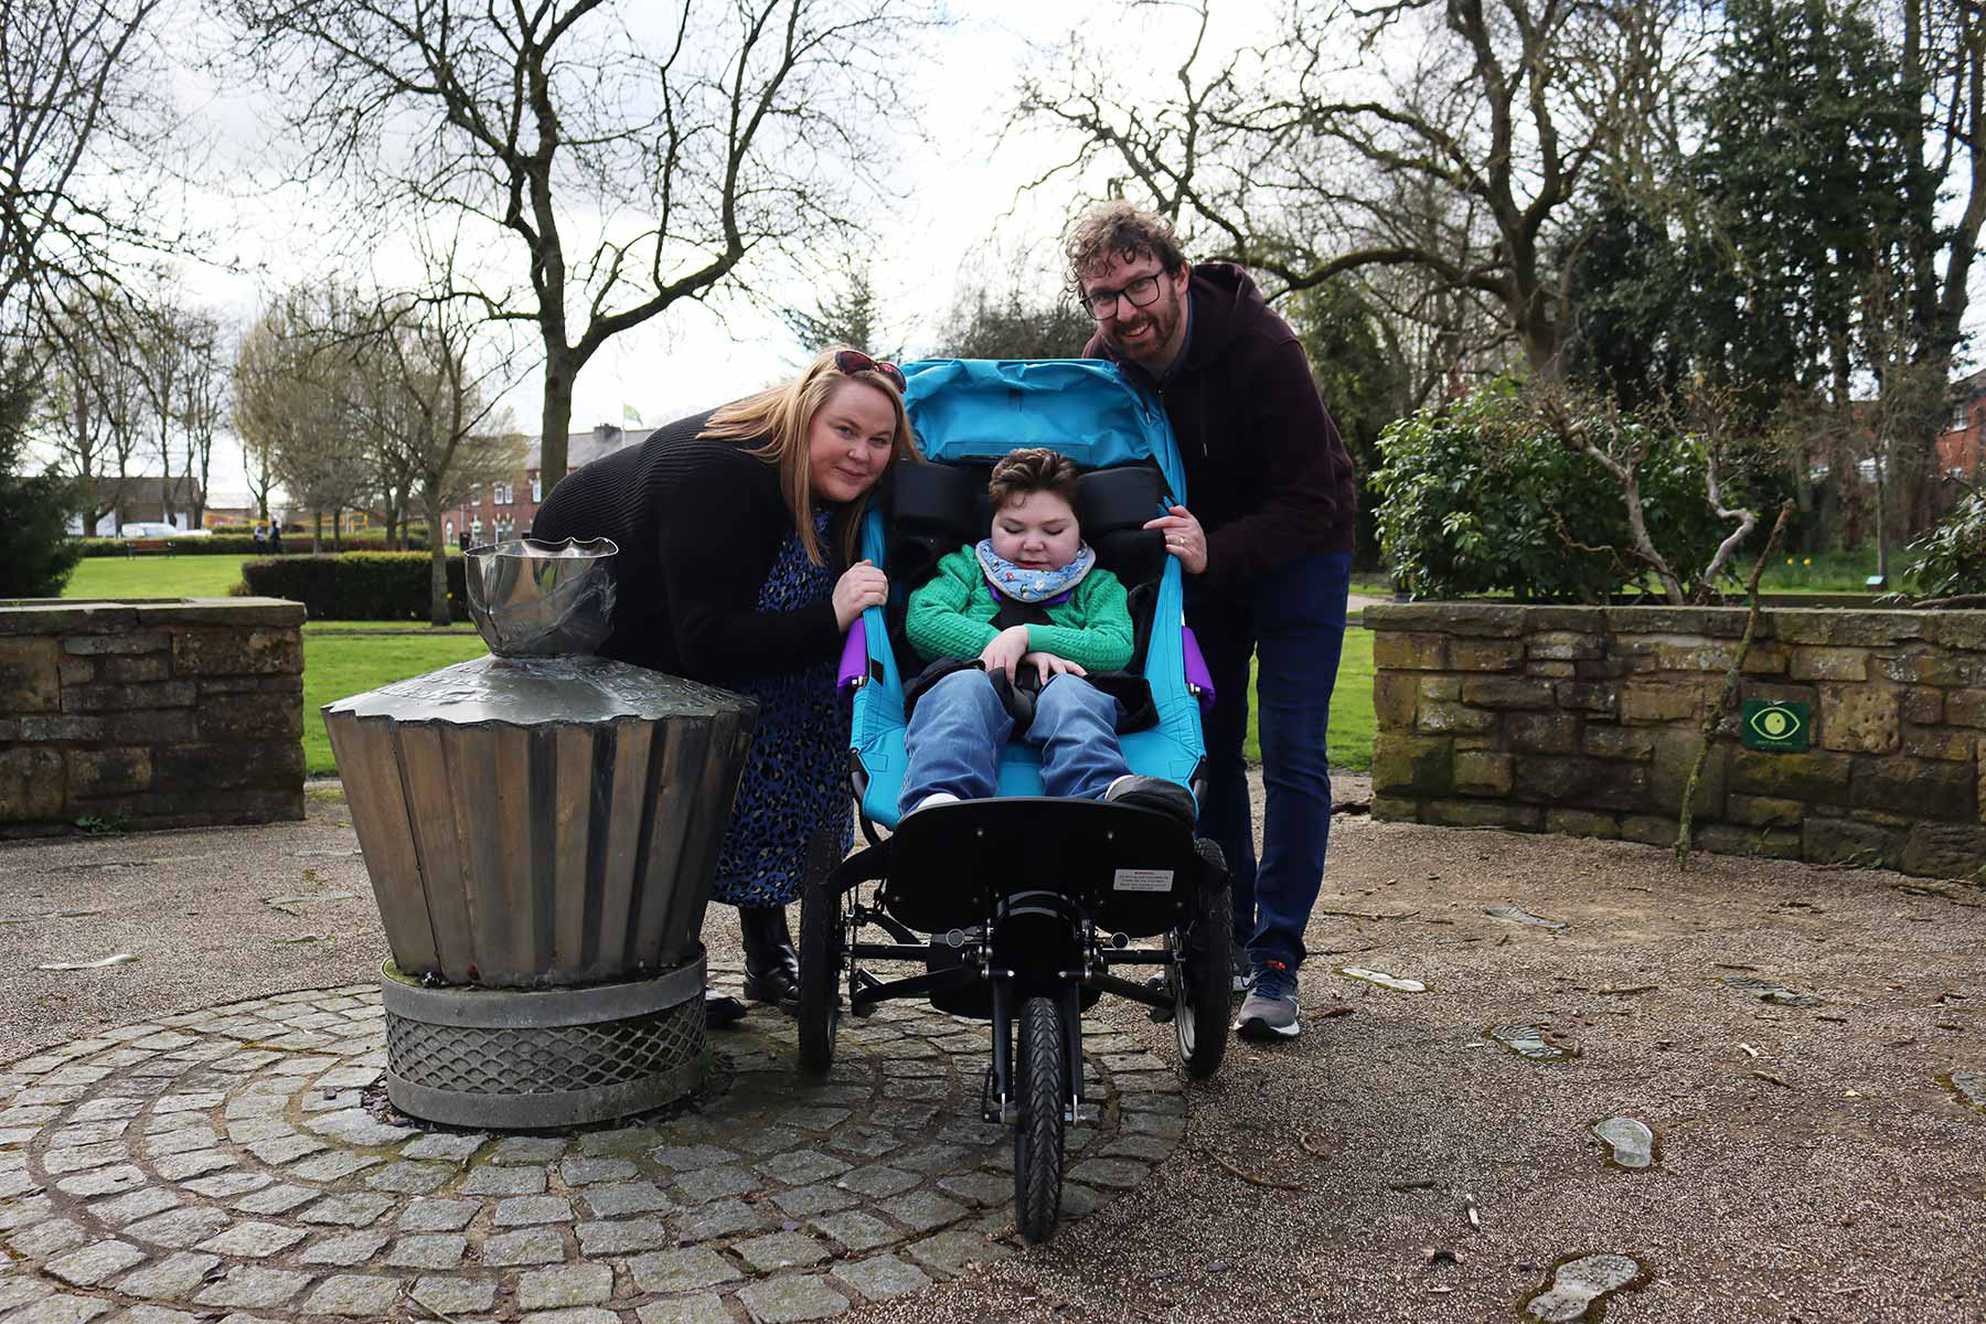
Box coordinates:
[833,348,906,394]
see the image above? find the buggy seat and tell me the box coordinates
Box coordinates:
[843,359,1209,830]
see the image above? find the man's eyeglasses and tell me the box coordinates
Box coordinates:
[833,348,906,393]
[1081,273,1166,319]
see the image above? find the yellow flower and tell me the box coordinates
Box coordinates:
[1803,557,1812,566]
[1785,557,1794,565]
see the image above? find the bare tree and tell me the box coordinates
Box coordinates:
[363,300,523,622]
[132,296,191,525]
[178,312,227,528]
[38,303,145,533]
[226,0,922,490]
[1017,0,1687,377]
[0,0,177,337]
[232,290,374,552]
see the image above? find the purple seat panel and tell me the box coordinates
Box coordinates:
[837,618,868,694]
[1182,626,1216,714]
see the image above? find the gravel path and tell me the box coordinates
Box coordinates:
[2,776,1981,1323]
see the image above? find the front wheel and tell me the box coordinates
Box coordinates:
[1174,838,1232,1080]
[1013,995,1067,1244]
[796,877,841,1076]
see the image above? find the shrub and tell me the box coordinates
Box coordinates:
[240,552,469,621]
[1372,380,1777,602]
[77,530,433,557]
[0,361,81,597]
[1905,490,1986,600]
[79,534,262,557]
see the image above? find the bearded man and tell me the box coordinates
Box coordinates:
[1069,200,1356,1042]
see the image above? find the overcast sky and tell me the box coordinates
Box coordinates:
[141,0,1280,505]
[107,0,1986,507]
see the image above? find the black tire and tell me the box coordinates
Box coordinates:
[796,878,840,1076]
[1174,838,1232,1080]
[1013,996,1067,1244]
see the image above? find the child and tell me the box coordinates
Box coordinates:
[897,448,1194,823]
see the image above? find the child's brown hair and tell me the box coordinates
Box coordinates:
[987,448,1079,511]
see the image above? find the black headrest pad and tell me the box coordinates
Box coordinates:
[1076,465,1164,533]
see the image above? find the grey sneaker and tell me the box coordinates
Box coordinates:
[1235,961,1300,1041]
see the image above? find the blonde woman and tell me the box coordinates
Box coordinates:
[532,348,916,1021]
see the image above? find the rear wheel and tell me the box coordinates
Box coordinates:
[1173,838,1232,1080]
[1013,996,1067,1243]
[796,878,841,1076]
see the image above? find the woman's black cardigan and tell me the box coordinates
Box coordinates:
[529,411,853,683]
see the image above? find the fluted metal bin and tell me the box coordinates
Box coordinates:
[323,539,758,1128]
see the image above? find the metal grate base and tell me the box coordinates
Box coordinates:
[382,962,706,1129]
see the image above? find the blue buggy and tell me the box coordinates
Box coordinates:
[796,359,1233,1244]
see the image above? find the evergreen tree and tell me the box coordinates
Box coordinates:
[1286,280,1407,569]
[0,357,82,598]
[1690,0,1919,407]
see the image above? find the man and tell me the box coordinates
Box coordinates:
[1069,201,1356,1042]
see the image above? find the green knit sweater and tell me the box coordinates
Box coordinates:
[906,547,1134,672]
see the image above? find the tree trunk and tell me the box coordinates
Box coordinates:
[312,510,324,554]
[539,341,576,494]
[424,488,451,626]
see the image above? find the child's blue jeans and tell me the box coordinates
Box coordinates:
[899,669,1128,816]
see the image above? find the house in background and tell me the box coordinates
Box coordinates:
[448,422,650,547]
[63,476,205,536]
[1938,367,1986,484]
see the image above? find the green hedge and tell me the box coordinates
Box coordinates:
[79,534,261,557]
[239,552,469,621]
[78,531,434,557]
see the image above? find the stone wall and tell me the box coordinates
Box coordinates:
[1366,603,1986,880]
[0,598,305,834]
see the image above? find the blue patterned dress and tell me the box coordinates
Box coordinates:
[710,510,853,907]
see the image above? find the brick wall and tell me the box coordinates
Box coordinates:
[0,598,305,834]
[1367,603,1986,880]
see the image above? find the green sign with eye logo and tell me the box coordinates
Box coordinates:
[1742,700,1811,752]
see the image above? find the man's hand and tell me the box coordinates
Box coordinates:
[1143,503,1208,574]
[978,625,1030,682]
[1024,652,1088,685]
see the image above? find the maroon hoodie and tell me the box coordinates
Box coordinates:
[1083,262,1357,588]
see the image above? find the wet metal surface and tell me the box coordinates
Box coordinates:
[324,654,748,726]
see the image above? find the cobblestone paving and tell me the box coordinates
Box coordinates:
[0,970,1184,1323]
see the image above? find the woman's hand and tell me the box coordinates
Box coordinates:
[1024,652,1088,685]
[832,560,889,631]
[978,625,1031,682]
[1143,503,1208,574]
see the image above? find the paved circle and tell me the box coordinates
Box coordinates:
[0,967,1184,1322]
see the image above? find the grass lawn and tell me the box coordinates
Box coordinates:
[63,554,254,600]
[303,620,476,634]
[302,635,490,775]
[58,550,1377,776]
[1240,625,1375,773]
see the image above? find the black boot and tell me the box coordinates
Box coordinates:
[740,905,800,1006]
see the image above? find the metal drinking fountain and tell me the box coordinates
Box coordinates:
[323,538,758,1128]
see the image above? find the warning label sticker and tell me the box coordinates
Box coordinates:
[1112,868,1174,893]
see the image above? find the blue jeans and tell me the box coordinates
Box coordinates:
[900,669,1128,815]
[1190,552,1351,970]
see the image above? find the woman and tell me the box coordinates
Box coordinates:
[531,347,914,1020]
